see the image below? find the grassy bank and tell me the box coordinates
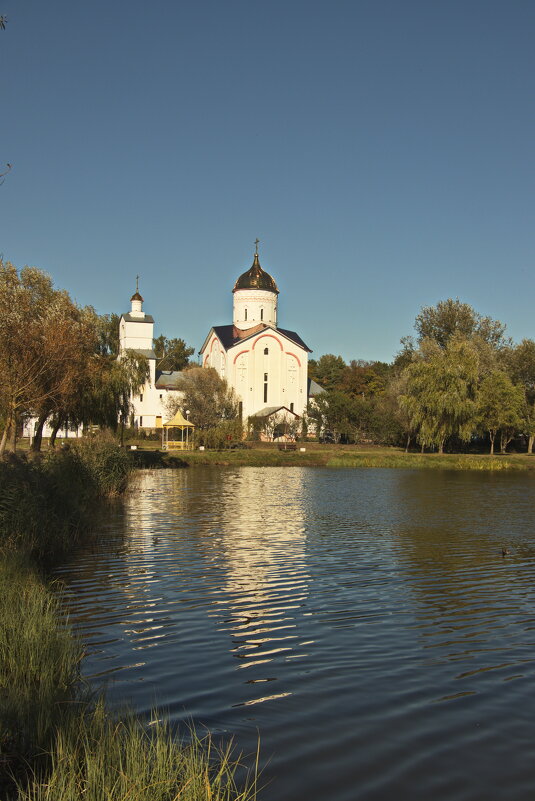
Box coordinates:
[0,442,258,801]
[130,444,535,471]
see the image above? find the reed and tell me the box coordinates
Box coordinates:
[17,702,259,801]
[0,438,131,561]
[326,452,530,470]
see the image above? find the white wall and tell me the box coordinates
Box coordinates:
[233,289,277,330]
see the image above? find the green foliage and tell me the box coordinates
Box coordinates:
[0,438,131,561]
[96,313,121,357]
[414,298,507,349]
[400,338,479,452]
[154,335,195,372]
[169,368,239,431]
[477,371,525,454]
[308,354,347,391]
[201,419,244,449]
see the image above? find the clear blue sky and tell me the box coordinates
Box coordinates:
[2,0,534,363]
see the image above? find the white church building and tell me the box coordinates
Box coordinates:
[200,247,313,425]
[119,288,183,429]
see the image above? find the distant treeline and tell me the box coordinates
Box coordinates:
[307,299,535,454]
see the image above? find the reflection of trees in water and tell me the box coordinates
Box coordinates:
[391,470,535,670]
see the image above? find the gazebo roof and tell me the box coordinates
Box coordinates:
[163,410,195,428]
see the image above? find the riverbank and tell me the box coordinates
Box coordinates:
[129,444,535,471]
[0,442,258,801]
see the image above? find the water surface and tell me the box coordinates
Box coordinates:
[56,467,535,801]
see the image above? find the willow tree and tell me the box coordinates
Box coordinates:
[477,371,525,455]
[414,299,507,350]
[399,338,479,454]
[505,339,535,453]
[0,262,97,454]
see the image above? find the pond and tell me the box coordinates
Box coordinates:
[56,467,535,801]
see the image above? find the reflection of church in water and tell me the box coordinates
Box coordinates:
[200,243,317,424]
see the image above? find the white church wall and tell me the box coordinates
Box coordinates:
[233,289,277,330]
[119,319,153,351]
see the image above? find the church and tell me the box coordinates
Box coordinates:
[200,245,313,424]
[119,285,183,429]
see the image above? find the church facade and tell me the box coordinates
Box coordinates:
[119,289,182,428]
[200,249,311,423]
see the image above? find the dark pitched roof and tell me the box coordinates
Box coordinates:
[252,405,300,419]
[155,370,183,389]
[121,312,155,323]
[127,348,157,360]
[307,378,325,396]
[205,324,311,353]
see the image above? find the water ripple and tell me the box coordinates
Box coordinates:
[55,467,535,801]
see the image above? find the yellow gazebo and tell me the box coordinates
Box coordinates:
[162,410,195,450]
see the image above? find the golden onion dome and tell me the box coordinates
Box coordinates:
[233,252,279,294]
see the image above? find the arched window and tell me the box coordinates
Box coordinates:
[260,308,264,320]
[264,347,269,355]
[244,308,248,321]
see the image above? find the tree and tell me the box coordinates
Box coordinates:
[306,390,359,443]
[399,338,479,453]
[30,304,99,452]
[96,313,121,357]
[308,354,347,391]
[0,262,98,455]
[477,371,525,454]
[342,360,389,398]
[414,299,506,350]
[504,339,535,453]
[166,367,239,434]
[153,335,195,372]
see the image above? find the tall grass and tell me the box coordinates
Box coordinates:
[0,556,84,796]
[0,437,131,561]
[17,702,258,801]
[327,452,529,470]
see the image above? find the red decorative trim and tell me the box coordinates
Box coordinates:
[203,354,210,366]
[233,349,250,364]
[252,333,283,350]
[285,351,301,367]
[210,337,218,353]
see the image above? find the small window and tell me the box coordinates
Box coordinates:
[260,308,264,320]
[159,394,163,399]
[244,308,248,321]
[290,403,294,412]
[139,394,143,402]
[238,401,243,419]
[264,373,268,381]
[264,347,269,355]
[139,416,143,427]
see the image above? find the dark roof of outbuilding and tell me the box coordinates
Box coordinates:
[252,405,300,418]
[307,378,325,396]
[155,370,183,389]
